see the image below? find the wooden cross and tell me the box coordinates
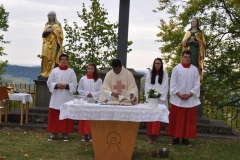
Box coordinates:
[113,81,125,94]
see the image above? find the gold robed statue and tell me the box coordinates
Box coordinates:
[41,11,63,77]
[182,17,206,83]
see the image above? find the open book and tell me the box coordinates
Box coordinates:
[105,95,133,106]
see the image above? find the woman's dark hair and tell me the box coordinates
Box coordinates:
[88,62,99,82]
[151,58,163,85]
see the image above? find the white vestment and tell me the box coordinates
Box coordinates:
[47,67,77,110]
[145,70,169,108]
[77,76,102,102]
[169,64,200,108]
[99,67,138,102]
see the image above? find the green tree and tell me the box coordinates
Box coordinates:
[64,0,132,80]
[0,4,9,79]
[155,0,240,104]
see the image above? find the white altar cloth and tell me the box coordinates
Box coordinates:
[60,101,169,123]
[8,93,33,104]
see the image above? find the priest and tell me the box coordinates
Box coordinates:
[99,59,138,105]
[47,54,77,142]
[167,50,200,146]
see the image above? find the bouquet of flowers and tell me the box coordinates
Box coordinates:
[147,88,161,98]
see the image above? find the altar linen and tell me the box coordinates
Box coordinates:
[60,102,169,123]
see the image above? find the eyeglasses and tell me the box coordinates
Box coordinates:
[154,63,162,65]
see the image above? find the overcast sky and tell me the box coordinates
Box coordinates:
[1,0,168,70]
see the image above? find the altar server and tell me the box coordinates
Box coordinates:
[167,50,200,146]
[145,57,168,144]
[47,54,77,142]
[77,62,102,142]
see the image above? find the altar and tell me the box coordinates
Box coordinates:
[60,102,169,160]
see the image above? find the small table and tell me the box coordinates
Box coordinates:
[60,102,169,160]
[5,93,33,125]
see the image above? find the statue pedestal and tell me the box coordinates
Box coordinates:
[197,86,210,124]
[33,76,51,108]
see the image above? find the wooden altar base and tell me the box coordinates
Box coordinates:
[90,120,140,160]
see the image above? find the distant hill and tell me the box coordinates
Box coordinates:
[1,65,148,84]
[1,65,41,84]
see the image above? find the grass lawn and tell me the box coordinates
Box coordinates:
[0,129,240,160]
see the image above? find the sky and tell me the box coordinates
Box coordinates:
[1,0,168,70]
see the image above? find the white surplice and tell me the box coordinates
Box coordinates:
[47,67,77,110]
[169,64,200,108]
[145,70,169,108]
[77,76,102,102]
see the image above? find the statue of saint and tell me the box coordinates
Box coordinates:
[40,11,63,77]
[182,17,206,82]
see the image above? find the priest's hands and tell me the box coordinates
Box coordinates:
[57,83,66,89]
[111,92,120,99]
[176,92,193,100]
[130,93,133,99]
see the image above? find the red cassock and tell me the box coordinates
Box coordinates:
[167,104,197,138]
[147,122,163,136]
[78,120,91,134]
[47,108,74,133]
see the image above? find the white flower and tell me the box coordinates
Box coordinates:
[147,88,161,98]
